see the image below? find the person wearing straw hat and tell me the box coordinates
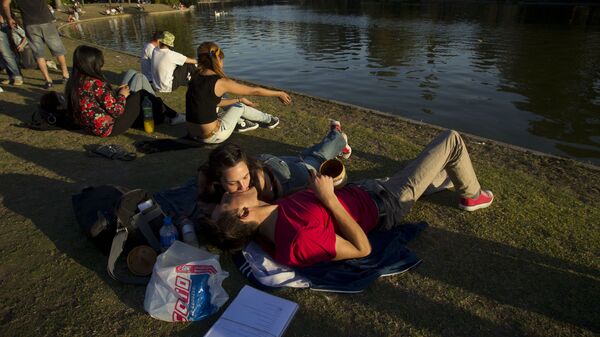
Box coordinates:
[150,31,197,93]
[207,130,494,268]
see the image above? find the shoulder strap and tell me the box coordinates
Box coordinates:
[131,207,163,252]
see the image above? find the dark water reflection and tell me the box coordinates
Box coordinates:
[63,1,600,164]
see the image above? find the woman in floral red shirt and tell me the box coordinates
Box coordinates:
[65,45,183,137]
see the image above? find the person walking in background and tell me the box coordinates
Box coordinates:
[186,41,291,143]
[150,31,197,93]
[10,22,36,69]
[140,30,162,84]
[2,0,70,89]
[65,46,183,138]
[0,16,22,86]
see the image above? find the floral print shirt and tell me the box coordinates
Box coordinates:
[77,78,127,137]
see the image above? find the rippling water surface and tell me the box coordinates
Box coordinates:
[63,1,600,164]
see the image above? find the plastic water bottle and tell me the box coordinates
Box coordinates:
[177,216,200,248]
[159,216,178,250]
[142,96,154,134]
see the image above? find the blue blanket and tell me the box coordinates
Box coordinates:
[234,222,426,293]
[154,181,426,293]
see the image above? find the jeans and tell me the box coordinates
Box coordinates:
[358,130,482,230]
[121,69,155,95]
[258,130,347,198]
[198,103,273,144]
[0,24,22,80]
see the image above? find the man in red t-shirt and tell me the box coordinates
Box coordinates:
[208,130,494,268]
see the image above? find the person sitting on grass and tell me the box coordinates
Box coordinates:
[195,120,352,216]
[140,30,162,85]
[186,41,291,142]
[150,31,197,93]
[65,45,184,138]
[207,130,495,268]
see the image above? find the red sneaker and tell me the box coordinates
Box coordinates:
[338,132,352,159]
[459,189,494,211]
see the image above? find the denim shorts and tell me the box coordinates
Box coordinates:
[25,22,66,59]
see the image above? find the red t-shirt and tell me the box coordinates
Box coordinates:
[274,185,379,268]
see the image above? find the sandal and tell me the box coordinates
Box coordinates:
[84,144,136,161]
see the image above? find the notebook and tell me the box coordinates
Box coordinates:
[204,285,299,337]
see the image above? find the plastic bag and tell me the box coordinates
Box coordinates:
[144,241,229,322]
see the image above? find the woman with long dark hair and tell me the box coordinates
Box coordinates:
[196,120,352,216]
[65,45,183,137]
[186,41,292,143]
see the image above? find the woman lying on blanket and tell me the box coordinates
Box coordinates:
[195,120,352,216]
[207,130,495,268]
[65,45,184,138]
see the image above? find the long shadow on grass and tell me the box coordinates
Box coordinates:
[408,227,599,333]
[341,284,517,337]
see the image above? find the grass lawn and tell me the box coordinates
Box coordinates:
[0,4,598,337]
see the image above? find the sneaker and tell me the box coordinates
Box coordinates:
[330,119,342,132]
[264,116,279,129]
[44,81,53,89]
[338,132,352,159]
[1,78,22,85]
[166,113,186,125]
[235,120,259,133]
[459,189,494,211]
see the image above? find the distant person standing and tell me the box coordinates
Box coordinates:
[0,16,22,85]
[2,0,70,89]
[140,31,162,84]
[150,31,197,93]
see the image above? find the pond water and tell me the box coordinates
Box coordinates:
[63,1,600,165]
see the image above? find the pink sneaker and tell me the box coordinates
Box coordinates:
[338,132,352,159]
[459,189,494,211]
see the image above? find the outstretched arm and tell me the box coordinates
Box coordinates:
[215,78,291,105]
[310,173,371,260]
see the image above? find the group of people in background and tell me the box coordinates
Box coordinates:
[1,1,496,269]
[1,0,70,90]
[65,26,292,141]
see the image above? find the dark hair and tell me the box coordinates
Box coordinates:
[64,45,107,123]
[196,41,226,78]
[159,42,173,50]
[205,209,257,251]
[151,30,163,41]
[198,143,264,203]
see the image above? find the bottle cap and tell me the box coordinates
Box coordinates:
[163,216,172,225]
[182,223,194,234]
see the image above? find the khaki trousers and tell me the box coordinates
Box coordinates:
[361,130,481,229]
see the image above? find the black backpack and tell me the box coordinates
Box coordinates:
[72,185,166,284]
[29,91,80,131]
